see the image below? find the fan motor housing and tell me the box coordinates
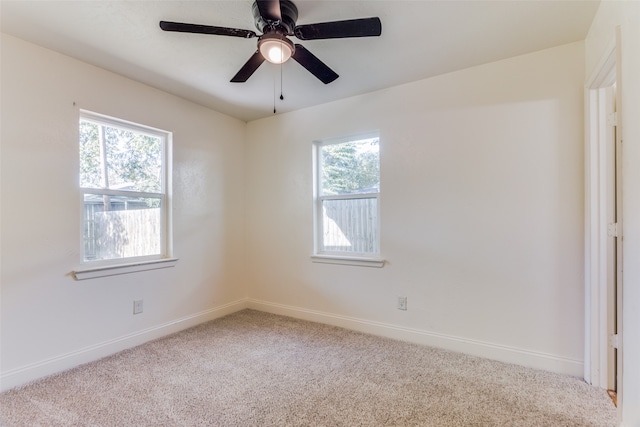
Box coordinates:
[252,0,298,34]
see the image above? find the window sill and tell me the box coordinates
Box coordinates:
[311,255,385,268]
[73,258,179,280]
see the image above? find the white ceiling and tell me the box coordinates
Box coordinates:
[1,0,599,122]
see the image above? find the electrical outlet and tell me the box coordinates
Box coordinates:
[397,296,407,311]
[133,300,143,315]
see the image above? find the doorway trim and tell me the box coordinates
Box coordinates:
[584,26,622,413]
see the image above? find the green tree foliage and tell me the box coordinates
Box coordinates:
[321,138,379,195]
[79,121,102,188]
[79,120,162,193]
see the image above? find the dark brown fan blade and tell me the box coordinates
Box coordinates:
[256,0,282,22]
[291,44,338,84]
[230,50,266,82]
[294,17,381,40]
[160,21,257,39]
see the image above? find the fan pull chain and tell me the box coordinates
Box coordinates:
[280,61,284,101]
[273,61,285,114]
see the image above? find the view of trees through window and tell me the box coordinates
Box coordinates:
[317,136,380,255]
[79,115,166,262]
[79,120,162,194]
[320,137,379,196]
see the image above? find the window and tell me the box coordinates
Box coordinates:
[313,132,381,265]
[78,111,171,267]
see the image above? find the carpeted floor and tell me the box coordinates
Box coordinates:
[0,309,617,426]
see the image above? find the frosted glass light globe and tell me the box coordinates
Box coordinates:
[259,37,293,64]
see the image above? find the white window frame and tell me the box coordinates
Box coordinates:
[73,110,176,280]
[312,131,384,268]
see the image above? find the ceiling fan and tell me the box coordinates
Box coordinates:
[159,0,382,84]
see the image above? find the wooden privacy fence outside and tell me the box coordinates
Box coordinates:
[322,197,378,254]
[84,207,161,260]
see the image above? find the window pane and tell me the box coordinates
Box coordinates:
[320,138,379,196]
[321,197,378,254]
[79,121,102,188]
[83,194,162,261]
[79,120,163,193]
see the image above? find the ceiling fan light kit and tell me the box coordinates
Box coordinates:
[159,0,381,84]
[259,33,294,64]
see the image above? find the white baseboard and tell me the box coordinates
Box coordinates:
[0,298,248,392]
[2,298,585,392]
[247,299,584,378]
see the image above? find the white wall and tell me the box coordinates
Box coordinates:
[585,2,640,425]
[0,34,247,390]
[245,42,586,376]
[3,23,631,418]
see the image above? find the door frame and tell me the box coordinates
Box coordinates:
[584,27,623,410]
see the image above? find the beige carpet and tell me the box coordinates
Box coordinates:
[0,309,617,426]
